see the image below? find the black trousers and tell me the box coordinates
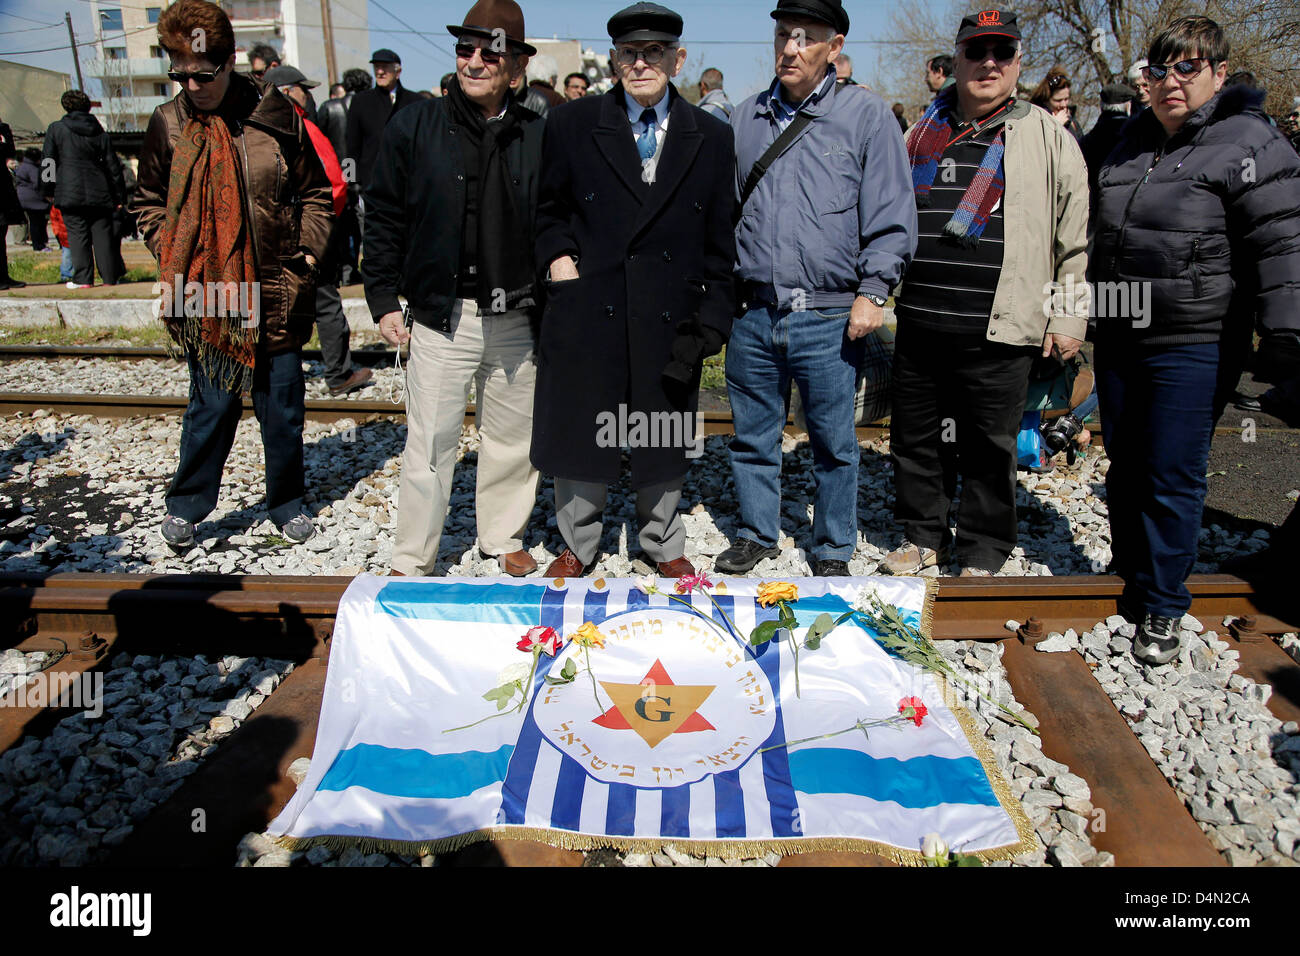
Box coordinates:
[61,205,121,285]
[890,323,1037,570]
[24,209,48,250]
[166,350,306,527]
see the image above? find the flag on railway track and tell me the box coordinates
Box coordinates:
[269,574,1035,862]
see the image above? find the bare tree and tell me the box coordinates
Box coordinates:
[876,0,1299,122]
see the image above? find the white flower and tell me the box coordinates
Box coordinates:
[496,660,533,686]
[921,832,949,863]
[853,585,881,613]
[633,575,658,595]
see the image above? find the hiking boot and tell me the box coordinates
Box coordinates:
[281,513,315,544]
[1133,613,1181,665]
[881,539,949,575]
[161,515,194,549]
[812,558,850,576]
[714,539,780,573]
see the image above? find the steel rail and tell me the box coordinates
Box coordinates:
[2,571,1296,867]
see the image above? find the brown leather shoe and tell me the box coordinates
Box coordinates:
[329,366,374,396]
[543,549,592,578]
[387,569,406,576]
[494,549,537,577]
[656,556,696,578]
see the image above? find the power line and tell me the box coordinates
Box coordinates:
[370,0,454,59]
[0,10,63,26]
[0,22,64,37]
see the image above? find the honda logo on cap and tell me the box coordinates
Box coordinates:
[978,10,1001,25]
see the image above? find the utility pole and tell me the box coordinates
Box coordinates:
[320,0,338,85]
[65,11,85,90]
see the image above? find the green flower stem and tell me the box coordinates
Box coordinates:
[443,710,513,734]
[583,645,602,712]
[659,592,741,646]
[517,649,541,713]
[703,591,743,643]
[759,714,909,754]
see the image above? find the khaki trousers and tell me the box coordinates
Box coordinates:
[391,299,540,575]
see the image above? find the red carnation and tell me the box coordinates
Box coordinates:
[898,696,928,726]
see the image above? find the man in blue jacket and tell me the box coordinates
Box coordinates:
[715,0,916,576]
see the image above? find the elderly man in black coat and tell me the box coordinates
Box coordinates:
[534,2,735,579]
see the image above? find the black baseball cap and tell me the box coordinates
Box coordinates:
[370,48,401,64]
[262,65,319,89]
[607,2,683,43]
[769,0,849,37]
[955,10,1021,44]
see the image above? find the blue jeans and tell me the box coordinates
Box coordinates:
[59,247,73,282]
[166,350,307,527]
[725,305,865,561]
[1095,342,1220,618]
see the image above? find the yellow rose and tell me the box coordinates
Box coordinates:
[756,582,799,607]
[570,621,606,648]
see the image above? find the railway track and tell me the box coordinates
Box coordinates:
[2,571,1296,868]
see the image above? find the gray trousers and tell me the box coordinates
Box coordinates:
[554,476,685,566]
[314,282,353,388]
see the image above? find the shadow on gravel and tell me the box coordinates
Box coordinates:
[0,427,76,482]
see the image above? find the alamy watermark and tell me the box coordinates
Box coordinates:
[1,670,103,718]
[1043,275,1151,329]
[152,277,260,327]
[595,404,703,459]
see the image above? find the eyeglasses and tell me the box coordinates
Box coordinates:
[613,44,672,67]
[455,42,507,65]
[1048,73,1068,89]
[169,62,226,84]
[961,42,1018,63]
[1142,58,1214,81]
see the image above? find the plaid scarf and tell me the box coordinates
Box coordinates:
[906,87,1008,247]
[157,112,259,391]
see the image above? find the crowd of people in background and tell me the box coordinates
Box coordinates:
[1,0,1298,671]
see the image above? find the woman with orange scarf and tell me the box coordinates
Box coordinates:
[134,0,333,550]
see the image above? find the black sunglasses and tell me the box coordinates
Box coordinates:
[962,42,1018,63]
[1142,58,1214,81]
[169,62,226,84]
[455,41,507,64]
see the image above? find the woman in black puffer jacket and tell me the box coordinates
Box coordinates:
[1090,16,1300,666]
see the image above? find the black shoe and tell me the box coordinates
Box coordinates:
[1041,412,1084,455]
[1133,613,1181,665]
[813,559,850,576]
[0,277,26,290]
[714,538,780,573]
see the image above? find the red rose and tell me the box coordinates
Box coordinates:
[517,625,562,656]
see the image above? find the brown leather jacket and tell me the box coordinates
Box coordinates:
[134,73,334,353]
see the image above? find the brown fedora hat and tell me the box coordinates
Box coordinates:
[447,0,537,56]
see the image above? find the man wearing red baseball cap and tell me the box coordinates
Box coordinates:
[883,9,1091,578]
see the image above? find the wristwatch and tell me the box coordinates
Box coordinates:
[864,293,888,308]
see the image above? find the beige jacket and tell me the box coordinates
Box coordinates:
[902,100,1091,346]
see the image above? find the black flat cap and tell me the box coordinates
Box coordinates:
[607,2,683,43]
[955,10,1021,44]
[1101,82,1135,105]
[769,0,849,36]
[370,48,401,64]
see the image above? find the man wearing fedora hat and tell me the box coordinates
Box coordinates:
[716,0,916,577]
[532,2,736,579]
[364,0,547,577]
